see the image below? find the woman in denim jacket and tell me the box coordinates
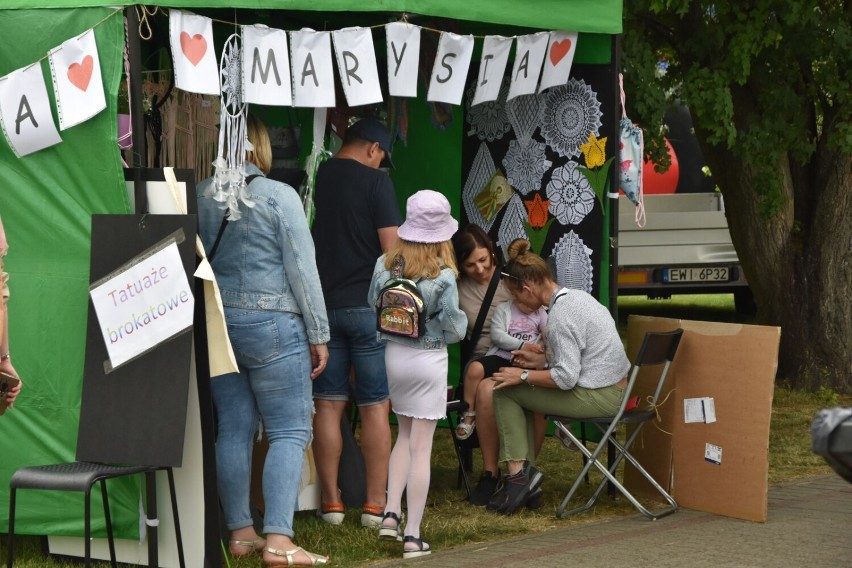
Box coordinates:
[367,190,467,559]
[197,116,330,567]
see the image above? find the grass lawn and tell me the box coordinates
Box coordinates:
[4,294,848,567]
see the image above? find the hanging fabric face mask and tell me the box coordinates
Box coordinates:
[618,73,645,227]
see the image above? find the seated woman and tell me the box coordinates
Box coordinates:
[489,239,630,515]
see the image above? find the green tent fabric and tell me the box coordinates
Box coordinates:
[1,1,622,34]
[0,8,136,536]
[0,1,621,541]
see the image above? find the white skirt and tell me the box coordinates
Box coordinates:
[384,341,448,420]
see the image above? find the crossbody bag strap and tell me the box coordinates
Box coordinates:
[208,174,260,262]
[461,266,502,367]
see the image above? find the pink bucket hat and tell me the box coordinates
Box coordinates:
[397,190,458,244]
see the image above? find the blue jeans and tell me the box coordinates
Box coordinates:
[313,306,389,406]
[212,309,313,537]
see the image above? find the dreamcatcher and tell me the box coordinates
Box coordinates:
[206,32,254,220]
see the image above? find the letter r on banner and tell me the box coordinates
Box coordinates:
[332,27,383,107]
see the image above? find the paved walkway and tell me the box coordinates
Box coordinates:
[370,474,852,567]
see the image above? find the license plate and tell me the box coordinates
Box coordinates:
[664,267,730,283]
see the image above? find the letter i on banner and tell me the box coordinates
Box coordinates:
[427,32,474,106]
[539,31,578,92]
[385,22,420,97]
[290,29,335,108]
[48,29,106,130]
[471,35,512,105]
[0,64,62,157]
[332,27,383,107]
[169,9,220,96]
[508,31,549,100]
[242,24,292,106]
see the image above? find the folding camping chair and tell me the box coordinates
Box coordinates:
[446,385,476,498]
[546,329,683,520]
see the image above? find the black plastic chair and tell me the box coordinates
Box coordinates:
[7,464,184,568]
[546,329,683,520]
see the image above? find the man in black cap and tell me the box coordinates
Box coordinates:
[311,118,402,528]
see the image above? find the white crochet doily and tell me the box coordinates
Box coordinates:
[502,138,552,196]
[551,230,594,293]
[465,80,511,142]
[497,194,528,260]
[540,79,602,159]
[546,160,595,226]
[463,142,499,232]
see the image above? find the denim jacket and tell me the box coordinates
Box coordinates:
[367,255,468,350]
[197,164,330,344]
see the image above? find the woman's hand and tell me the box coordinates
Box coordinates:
[520,342,544,354]
[1,362,21,409]
[491,366,524,390]
[309,344,329,380]
[510,349,546,369]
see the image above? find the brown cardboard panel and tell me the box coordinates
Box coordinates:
[671,321,779,522]
[622,316,779,522]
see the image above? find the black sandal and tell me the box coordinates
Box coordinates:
[378,511,403,542]
[402,535,431,559]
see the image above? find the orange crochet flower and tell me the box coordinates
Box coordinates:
[524,193,550,228]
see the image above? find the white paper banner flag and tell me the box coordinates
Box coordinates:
[291,29,335,108]
[539,31,579,92]
[90,242,195,370]
[48,30,106,130]
[169,9,219,95]
[508,32,549,100]
[427,32,474,105]
[472,35,512,105]
[385,22,421,97]
[242,24,292,106]
[0,64,62,157]
[332,27,383,107]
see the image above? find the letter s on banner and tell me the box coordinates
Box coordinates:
[427,31,474,106]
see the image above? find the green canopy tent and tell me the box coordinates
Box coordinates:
[0,2,622,565]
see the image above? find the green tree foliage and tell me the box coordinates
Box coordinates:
[623,1,852,391]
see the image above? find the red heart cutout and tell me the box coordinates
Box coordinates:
[180,32,207,66]
[67,55,94,92]
[549,39,572,66]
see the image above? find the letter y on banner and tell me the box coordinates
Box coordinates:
[0,64,62,157]
[48,29,106,130]
[385,22,420,97]
[427,32,474,106]
[242,24,292,106]
[332,27,383,107]
[539,31,578,92]
[169,9,220,95]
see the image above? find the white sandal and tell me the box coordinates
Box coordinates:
[456,411,476,440]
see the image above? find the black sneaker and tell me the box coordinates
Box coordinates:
[487,462,543,515]
[526,487,543,510]
[469,471,499,506]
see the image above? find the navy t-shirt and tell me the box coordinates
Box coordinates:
[311,158,402,308]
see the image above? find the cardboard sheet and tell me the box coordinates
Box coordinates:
[624,315,780,522]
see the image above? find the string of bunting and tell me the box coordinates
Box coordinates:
[0,7,579,159]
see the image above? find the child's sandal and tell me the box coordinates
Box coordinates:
[455,411,476,440]
[378,511,404,542]
[402,536,431,559]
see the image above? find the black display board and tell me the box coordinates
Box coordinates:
[76,214,196,467]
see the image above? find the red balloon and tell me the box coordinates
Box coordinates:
[642,138,679,194]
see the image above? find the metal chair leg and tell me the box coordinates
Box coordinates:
[99,479,118,568]
[166,468,186,568]
[6,488,16,568]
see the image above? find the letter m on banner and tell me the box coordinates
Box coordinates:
[242,24,292,106]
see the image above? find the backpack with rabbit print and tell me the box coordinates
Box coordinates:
[375,256,427,339]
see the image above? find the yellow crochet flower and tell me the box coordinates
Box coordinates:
[580,133,607,169]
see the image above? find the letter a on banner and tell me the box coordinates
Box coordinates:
[0,64,63,157]
[169,9,220,96]
[427,32,474,106]
[385,22,420,97]
[290,29,335,108]
[332,27,383,107]
[539,31,578,92]
[242,24,292,106]
[48,29,106,130]
[508,31,549,100]
[472,35,512,105]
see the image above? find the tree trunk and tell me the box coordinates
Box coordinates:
[699,137,852,393]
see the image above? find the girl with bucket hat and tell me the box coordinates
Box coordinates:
[367,190,468,559]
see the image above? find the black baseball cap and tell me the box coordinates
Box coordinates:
[347,118,395,169]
